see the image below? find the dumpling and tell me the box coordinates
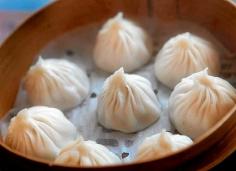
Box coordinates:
[5,106,77,160]
[54,139,121,166]
[154,32,220,89]
[24,57,90,110]
[97,68,161,133]
[93,12,152,73]
[169,69,236,139]
[135,130,193,162]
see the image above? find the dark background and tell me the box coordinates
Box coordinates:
[0,152,235,170]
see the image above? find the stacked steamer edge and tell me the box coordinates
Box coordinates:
[0,0,236,170]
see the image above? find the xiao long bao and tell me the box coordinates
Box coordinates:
[24,58,90,110]
[135,130,193,162]
[154,32,220,89]
[94,12,153,73]
[2,8,236,168]
[169,69,236,139]
[55,139,121,166]
[97,68,161,133]
[5,106,77,160]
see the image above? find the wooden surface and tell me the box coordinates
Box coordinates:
[0,0,235,170]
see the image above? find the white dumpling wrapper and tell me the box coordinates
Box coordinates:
[97,68,161,133]
[54,139,121,166]
[154,32,220,89]
[94,12,152,73]
[135,130,193,162]
[169,69,236,139]
[5,106,77,160]
[24,58,90,110]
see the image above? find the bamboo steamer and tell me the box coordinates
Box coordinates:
[0,0,235,170]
